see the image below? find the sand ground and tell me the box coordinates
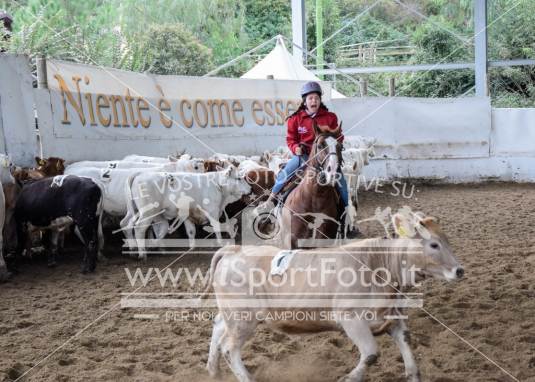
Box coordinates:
[1,183,534,382]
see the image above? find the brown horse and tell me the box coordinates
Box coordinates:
[281,123,343,249]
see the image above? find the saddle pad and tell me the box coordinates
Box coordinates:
[270,250,298,276]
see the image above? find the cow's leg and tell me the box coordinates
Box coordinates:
[47,230,59,267]
[151,216,169,244]
[0,252,9,281]
[338,318,379,382]
[76,222,98,273]
[207,312,225,378]
[388,320,420,382]
[220,319,257,382]
[13,222,26,273]
[133,216,150,261]
[96,212,106,261]
[119,212,136,251]
[184,219,196,249]
[0,233,10,281]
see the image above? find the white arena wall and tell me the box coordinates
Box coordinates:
[0,54,534,182]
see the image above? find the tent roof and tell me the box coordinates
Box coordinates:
[241,37,346,99]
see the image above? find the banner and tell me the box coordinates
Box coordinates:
[46,59,332,141]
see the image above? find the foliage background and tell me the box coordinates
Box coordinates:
[0,0,533,106]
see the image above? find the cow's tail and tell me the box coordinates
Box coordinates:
[94,181,105,257]
[198,245,240,299]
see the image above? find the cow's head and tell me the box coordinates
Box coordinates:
[222,165,251,200]
[35,156,65,176]
[392,212,464,282]
[204,159,224,172]
[244,169,275,198]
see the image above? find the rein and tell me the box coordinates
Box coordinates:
[307,134,341,173]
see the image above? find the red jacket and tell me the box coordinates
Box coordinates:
[286,107,344,155]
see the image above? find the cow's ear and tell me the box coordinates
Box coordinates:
[35,156,45,166]
[168,155,178,162]
[392,213,412,238]
[420,216,439,226]
[262,151,272,162]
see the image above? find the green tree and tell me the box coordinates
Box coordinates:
[243,0,290,46]
[135,24,213,76]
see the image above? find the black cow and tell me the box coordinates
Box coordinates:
[14,175,102,273]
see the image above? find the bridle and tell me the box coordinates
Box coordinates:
[308,134,342,172]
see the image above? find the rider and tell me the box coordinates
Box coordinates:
[267,81,357,238]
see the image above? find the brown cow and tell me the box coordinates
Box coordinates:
[12,157,65,184]
[35,156,65,176]
[204,212,464,382]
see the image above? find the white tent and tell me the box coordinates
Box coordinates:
[241,36,346,99]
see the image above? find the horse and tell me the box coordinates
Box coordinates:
[280,123,344,249]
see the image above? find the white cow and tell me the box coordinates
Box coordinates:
[122,154,179,164]
[237,159,265,176]
[0,154,14,185]
[0,179,8,281]
[125,166,251,259]
[210,153,248,166]
[342,146,376,232]
[65,157,205,173]
[0,155,15,279]
[344,135,377,149]
[259,150,289,175]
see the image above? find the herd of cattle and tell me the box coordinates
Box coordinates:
[0,137,375,279]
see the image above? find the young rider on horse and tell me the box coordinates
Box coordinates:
[267,81,357,238]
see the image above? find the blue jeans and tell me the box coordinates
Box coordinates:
[272,154,349,207]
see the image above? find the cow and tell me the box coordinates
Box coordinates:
[14,175,102,273]
[210,153,247,167]
[35,156,66,177]
[259,150,288,175]
[124,166,251,259]
[65,157,205,173]
[0,155,17,267]
[341,145,375,232]
[204,159,225,172]
[122,154,179,164]
[11,157,66,184]
[203,212,464,382]
[0,184,8,281]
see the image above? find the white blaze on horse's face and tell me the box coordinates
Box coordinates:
[322,136,340,186]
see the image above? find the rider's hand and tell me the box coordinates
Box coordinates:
[295,147,303,156]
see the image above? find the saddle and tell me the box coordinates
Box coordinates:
[275,165,345,233]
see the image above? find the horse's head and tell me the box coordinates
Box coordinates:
[309,122,343,187]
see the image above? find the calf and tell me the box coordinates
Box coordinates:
[14,175,102,273]
[204,212,464,382]
[125,166,251,259]
[35,156,66,176]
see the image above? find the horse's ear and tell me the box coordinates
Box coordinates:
[332,121,342,137]
[313,121,320,135]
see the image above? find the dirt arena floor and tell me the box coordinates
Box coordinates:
[1,183,534,382]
